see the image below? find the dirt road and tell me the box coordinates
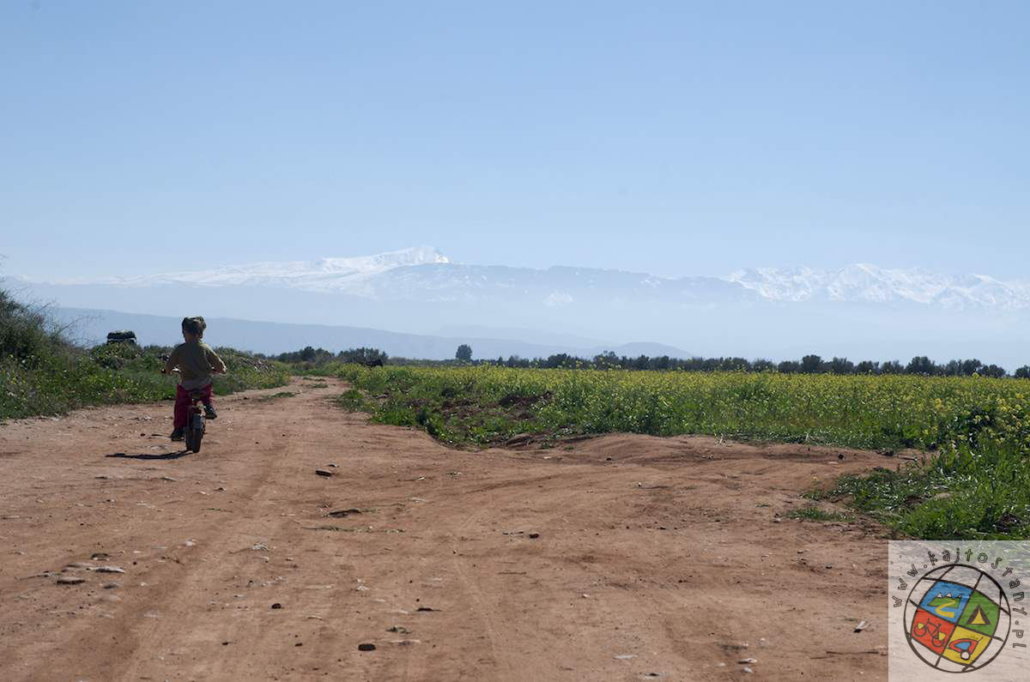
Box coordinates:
[0,378,890,681]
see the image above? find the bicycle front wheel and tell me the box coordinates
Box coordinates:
[185,414,204,452]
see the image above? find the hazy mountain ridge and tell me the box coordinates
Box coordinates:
[33,248,1030,310]
[48,307,692,360]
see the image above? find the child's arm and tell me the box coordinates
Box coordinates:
[207,348,228,374]
[162,348,180,374]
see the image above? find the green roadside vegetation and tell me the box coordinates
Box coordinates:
[810,438,1030,540]
[0,289,290,420]
[325,364,1030,540]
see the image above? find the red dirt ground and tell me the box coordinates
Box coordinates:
[0,378,891,681]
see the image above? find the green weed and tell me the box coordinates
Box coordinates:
[786,506,854,522]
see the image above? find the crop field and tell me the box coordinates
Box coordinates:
[333,365,1030,450]
[334,365,1030,540]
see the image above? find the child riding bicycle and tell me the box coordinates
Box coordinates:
[162,316,227,441]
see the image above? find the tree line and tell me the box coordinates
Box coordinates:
[512,352,1019,378]
[275,344,1027,378]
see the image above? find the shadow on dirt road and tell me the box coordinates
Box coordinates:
[105,450,191,460]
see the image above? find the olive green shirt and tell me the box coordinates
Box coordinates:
[164,340,226,390]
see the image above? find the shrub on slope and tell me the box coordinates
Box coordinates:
[0,287,289,419]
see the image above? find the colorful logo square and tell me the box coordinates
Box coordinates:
[942,626,993,666]
[911,608,955,654]
[958,590,1001,638]
[918,580,972,623]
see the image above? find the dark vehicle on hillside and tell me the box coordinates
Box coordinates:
[106,330,138,345]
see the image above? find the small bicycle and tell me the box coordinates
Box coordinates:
[161,360,221,453]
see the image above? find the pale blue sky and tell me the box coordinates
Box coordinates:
[3,0,1028,280]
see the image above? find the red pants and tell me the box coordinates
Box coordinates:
[174,384,213,429]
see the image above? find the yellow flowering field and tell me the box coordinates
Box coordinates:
[336,365,1030,451]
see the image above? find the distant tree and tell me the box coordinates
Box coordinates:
[980,364,1006,378]
[829,357,855,374]
[800,354,824,374]
[277,346,334,365]
[683,357,708,372]
[881,360,904,374]
[751,359,775,372]
[544,353,580,369]
[960,359,984,376]
[942,359,983,376]
[906,356,937,375]
[720,357,750,372]
[855,361,879,375]
[1014,366,1030,379]
[455,344,473,362]
[593,351,619,369]
[777,360,801,373]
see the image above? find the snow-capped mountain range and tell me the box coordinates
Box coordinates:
[13,246,1030,366]
[35,247,1030,311]
[728,264,1030,310]
[55,246,451,292]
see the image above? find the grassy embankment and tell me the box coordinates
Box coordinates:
[0,289,290,420]
[328,364,1030,540]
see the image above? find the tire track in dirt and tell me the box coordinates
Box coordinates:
[116,397,321,680]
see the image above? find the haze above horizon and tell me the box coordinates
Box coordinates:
[3,1,1028,280]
